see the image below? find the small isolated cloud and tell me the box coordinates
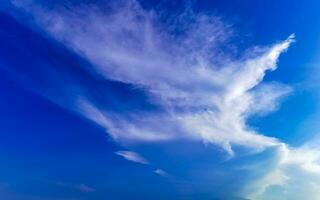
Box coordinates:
[115,151,149,165]
[50,181,96,194]
[153,169,168,177]
[73,184,96,193]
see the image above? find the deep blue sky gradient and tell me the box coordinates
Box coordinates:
[1,0,320,199]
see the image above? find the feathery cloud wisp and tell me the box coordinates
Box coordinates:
[15,0,295,154]
[153,169,168,177]
[115,151,149,165]
[10,1,320,199]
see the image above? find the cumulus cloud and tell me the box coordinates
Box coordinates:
[239,140,320,199]
[115,151,149,165]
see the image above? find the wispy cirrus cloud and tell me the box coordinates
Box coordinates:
[115,151,149,165]
[14,0,295,155]
[153,169,168,177]
[8,0,320,199]
[73,184,96,193]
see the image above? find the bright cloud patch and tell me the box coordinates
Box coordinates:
[242,142,320,199]
[15,0,294,154]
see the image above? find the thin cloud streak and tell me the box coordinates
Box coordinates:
[153,169,169,177]
[73,184,96,193]
[115,151,149,165]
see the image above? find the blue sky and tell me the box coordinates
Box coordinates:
[1,0,320,199]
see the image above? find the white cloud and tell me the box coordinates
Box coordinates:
[240,140,320,200]
[73,184,96,193]
[115,151,149,165]
[12,0,320,199]
[153,169,168,177]
[18,0,295,155]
